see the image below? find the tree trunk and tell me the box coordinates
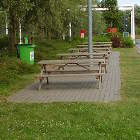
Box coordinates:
[40,26,45,40]
[48,31,52,40]
[8,11,17,56]
[111,21,113,28]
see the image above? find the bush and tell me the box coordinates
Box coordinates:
[93,35,111,42]
[0,35,8,49]
[0,35,9,56]
[111,33,134,48]
[72,37,87,44]
[0,56,39,86]
[122,37,134,48]
[136,26,140,35]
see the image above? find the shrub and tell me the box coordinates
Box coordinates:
[0,35,9,56]
[136,26,140,35]
[110,33,134,48]
[93,35,111,42]
[122,37,134,48]
[72,37,87,44]
[0,35,8,49]
[0,56,39,87]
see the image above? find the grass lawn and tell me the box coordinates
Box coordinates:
[1,42,140,139]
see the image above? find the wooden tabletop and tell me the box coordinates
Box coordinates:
[76,44,112,47]
[38,59,105,65]
[80,42,112,45]
[57,52,107,57]
[69,47,110,51]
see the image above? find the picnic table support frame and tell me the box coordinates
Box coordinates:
[38,60,105,90]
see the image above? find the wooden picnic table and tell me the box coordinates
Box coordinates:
[57,52,108,58]
[76,44,112,48]
[38,59,105,65]
[80,42,112,45]
[38,59,105,90]
[69,47,111,55]
[57,52,109,63]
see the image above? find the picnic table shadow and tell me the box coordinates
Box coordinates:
[31,78,98,90]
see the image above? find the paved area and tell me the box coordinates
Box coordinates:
[8,52,121,103]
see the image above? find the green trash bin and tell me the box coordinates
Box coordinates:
[18,44,35,64]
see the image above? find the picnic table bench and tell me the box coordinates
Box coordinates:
[38,59,105,90]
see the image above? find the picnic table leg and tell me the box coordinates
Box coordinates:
[98,62,102,89]
[98,76,101,89]
[101,75,103,83]
[38,77,43,90]
[46,77,49,84]
[103,65,107,73]
[43,64,50,84]
[105,65,107,73]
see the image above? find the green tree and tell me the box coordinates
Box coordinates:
[1,0,34,55]
[99,0,122,29]
[135,5,140,27]
[23,0,87,40]
[135,5,140,35]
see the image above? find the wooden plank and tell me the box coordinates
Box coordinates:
[44,69,100,73]
[38,59,105,65]
[69,47,110,51]
[77,44,112,47]
[68,48,111,54]
[40,73,104,78]
[80,42,112,45]
[57,53,108,60]
[57,52,107,56]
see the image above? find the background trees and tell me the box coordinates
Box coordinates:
[99,0,123,29]
[0,0,34,55]
[0,0,114,54]
[135,5,140,36]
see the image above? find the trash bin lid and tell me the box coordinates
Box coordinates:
[17,44,36,48]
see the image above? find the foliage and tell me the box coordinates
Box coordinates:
[0,0,35,55]
[136,26,140,35]
[92,11,107,34]
[0,35,8,56]
[135,5,140,36]
[135,5,140,27]
[0,35,8,49]
[99,0,123,29]
[34,39,73,61]
[93,34,111,42]
[0,56,39,96]
[99,0,117,9]
[23,0,88,40]
[122,37,134,48]
[0,0,108,55]
[0,12,6,35]
[111,33,134,48]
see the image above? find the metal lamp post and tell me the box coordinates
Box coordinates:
[88,0,93,58]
